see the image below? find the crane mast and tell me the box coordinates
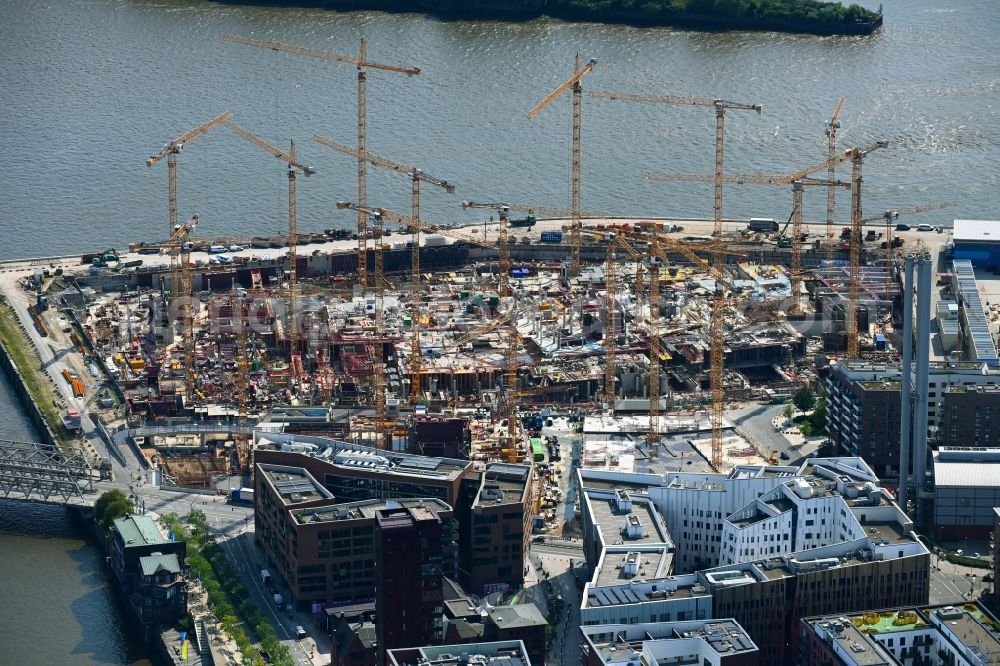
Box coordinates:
[147,111,233,238]
[221,35,419,289]
[224,122,315,366]
[590,91,760,237]
[528,54,597,276]
[647,251,661,446]
[312,135,455,405]
[159,215,201,405]
[604,244,617,411]
[826,97,846,260]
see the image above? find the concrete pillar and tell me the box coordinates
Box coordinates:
[913,257,933,499]
[898,256,915,513]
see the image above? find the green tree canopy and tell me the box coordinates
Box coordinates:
[793,386,817,412]
[93,489,134,532]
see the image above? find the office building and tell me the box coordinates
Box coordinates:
[109,515,188,630]
[800,602,1000,665]
[255,463,456,608]
[255,434,530,596]
[376,502,456,660]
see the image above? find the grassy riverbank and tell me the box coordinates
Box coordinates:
[0,301,66,444]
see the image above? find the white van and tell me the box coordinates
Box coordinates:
[208,245,226,254]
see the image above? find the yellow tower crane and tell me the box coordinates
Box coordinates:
[233,292,253,480]
[825,97,846,259]
[159,214,201,404]
[648,141,888,337]
[224,122,315,364]
[335,202,401,447]
[221,35,420,288]
[590,90,761,237]
[147,111,233,238]
[460,202,518,297]
[528,55,597,277]
[311,134,456,405]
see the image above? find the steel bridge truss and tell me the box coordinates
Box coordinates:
[0,440,94,503]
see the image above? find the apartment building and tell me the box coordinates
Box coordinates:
[939,385,1000,446]
[576,458,930,665]
[581,620,759,666]
[800,602,1000,665]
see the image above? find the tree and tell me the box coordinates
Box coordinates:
[93,489,134,533]
[783,402,795,421]
[793,386,816,412]
[809,397,827,434]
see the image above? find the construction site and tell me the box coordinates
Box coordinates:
[18,39,959,498]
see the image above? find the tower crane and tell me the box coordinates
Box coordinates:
[648,141,888,351]
[528,55,597,277]
[221,35,420,288]
[233,292,253,480]
[590,90,762,237]
[147,111,233,238]
[311,134,456,405]
[654,236,744,472]
[225,122,315,364]
[859,201,955,260]
[336,202,406,447]
[461,202,517,297]
[825,97,846,259]
[160,214,201,404]
[787,178,851,310]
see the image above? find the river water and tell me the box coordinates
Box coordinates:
[0,365,150,664]
[0,0,997,662]
[0,0,997,261]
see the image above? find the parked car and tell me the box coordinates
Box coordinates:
[895,223,910,231]
[917,224,933,232]
[295,625,307,640]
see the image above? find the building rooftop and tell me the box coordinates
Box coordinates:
[583,619,758,662]
[593,547,674,587]
[474,463,531,509]
[487,604,546,630]
[954,219,1000,244]
[585,575,709,608]
[113,515,166,547]
[584,488,672,552]
[255,432,471,481]
[258,464,333,506]
[805,603,1000,666]
[138,552,182,577]
[388,641,531,666]
[293,497,452,526]
[933,447,1000,487]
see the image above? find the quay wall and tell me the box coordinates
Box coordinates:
[0,337,61,447]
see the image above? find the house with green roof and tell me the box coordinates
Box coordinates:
[109,515,188,629]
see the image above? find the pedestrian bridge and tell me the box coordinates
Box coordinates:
[112,423,255,444]
[0,439,97,505]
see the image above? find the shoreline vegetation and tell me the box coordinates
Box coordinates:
[213,0,883,36]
